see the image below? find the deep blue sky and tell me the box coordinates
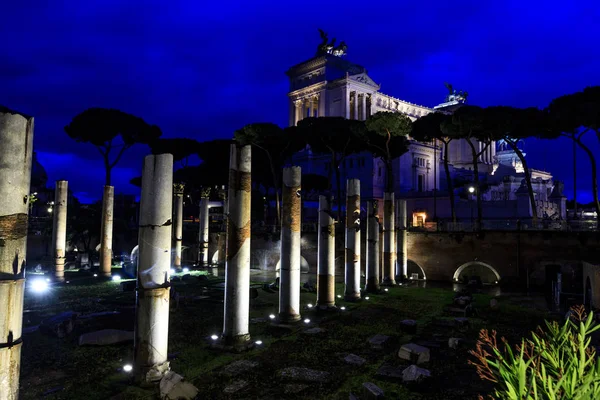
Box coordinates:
[1,1,599,203]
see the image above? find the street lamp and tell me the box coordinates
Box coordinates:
[468,186,475,194]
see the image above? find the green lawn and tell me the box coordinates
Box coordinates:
[19,271,550,399]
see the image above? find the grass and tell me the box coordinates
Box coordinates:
[19,272,550,400]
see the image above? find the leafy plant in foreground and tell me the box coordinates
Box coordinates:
[469,305,600,399]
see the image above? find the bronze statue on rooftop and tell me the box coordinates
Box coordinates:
[444,82,468,103]
[317,29,347,57]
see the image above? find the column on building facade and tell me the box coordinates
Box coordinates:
[345,87,351,119]
[0,107,33,399]
[353,92,359,120]
[135,153,173,383]
[294,100,302,125]
[361,94,367,120]
[312,96,319,117]
[318,91,326,117]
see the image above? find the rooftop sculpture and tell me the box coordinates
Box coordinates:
[316,29,347,57]
[444,82,468,103]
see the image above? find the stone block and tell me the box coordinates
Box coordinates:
[402,364,431,383]
[344,354,366,366]
[223,380,248,394]
[367,334,391,350]
[159,371,199,400]
[398,343,430,364]
[362,382,384,399]
[448,337,463,349]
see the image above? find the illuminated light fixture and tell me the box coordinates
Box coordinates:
[183,267,190,273]
[210,334,218,340]
[170,268,176,275]
[340,306,346,311]
[307,303,313,308]
[46,278,51,282]
[123,364,133,372]
[269,314,275,320]
[468,186,475,193]
[495,280,498,284]
[303,319,310,324]
[66,281,70,284]
[255,340,263,345]
[365,296,370,300]
[93,274,98,277]
[112,275,121,282]
[47,207,53,213]
[337,295,342,299]
[384,288,389,292]
[30,279,49,293]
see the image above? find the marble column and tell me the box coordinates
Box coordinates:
[396,199,407,280]
[345,87,351,119]
[361,94,367,120]
[381,192,396,285]
[316,195,335,309]
[135,153,173,383]
[173,183,184,269]
[0,107,33,400]
[353,92,359,120]
[198,188,210,266]
[279,166,302,322]
[344,179,361,301]
[294,100,302,125]
[365,201,380,293]
[100,185,114,278]
[52,180,68,282]
[222,144,252,348]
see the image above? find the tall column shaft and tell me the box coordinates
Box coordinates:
[396,199,408,280]
[344,179,361,301]
[382,192,396,285]
[135,153,173,383]
[317,195,335,308]
[222,144,252,346]
[100,185,114,277]
[353,92,359,120]
[345,87,351,119]
[0,107,33,400]
[361,94,367,120]
[173,183,184,268]
[279,167,302,322]
[52,180,68,281]
[198,194,210,266]
[365,201,380,292]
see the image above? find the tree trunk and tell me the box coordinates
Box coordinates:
[443,139,456,223]
[505,139,538,224]
[466,139,487,230]
[575,137,600,229]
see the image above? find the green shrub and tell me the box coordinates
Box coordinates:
[470,305,600,399]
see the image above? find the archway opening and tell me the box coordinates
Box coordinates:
[453,262,500,285]
[407,260,426,280]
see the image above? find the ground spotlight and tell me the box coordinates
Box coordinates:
[269,314,276,320]
[255,340,263,345]
[170,268,176,275]
[183,267,190,273]
[340,306,346,311]
[307,303,313,308]
[365,296,370,300]
[45,278,51,282]
[112,275,121,282]
[93,274,98,277]
[211,334,219,340]
[303,318,310,324]
[337,295,342,299]
[123,364,133,373]
[384,288,389,292]
[30,279,49,294]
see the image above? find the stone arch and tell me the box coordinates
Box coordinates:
[453,261,501,284]
[275,256,311,276]
[407,259,427,280]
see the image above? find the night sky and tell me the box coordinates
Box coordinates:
[1,1,599,203]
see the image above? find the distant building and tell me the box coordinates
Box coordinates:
[287,39,564,225]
